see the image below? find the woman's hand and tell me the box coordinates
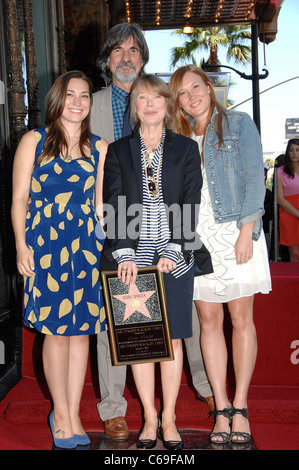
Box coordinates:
[17,245,35,277]
[234,222,254,265]
[157,257,177,273]
[118,260,138,285]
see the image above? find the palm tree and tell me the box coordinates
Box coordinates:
[170,25,252,72]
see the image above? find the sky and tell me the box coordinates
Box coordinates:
[143,0,299,158]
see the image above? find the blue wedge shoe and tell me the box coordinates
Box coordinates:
[74,433,91,446]
[49,411,77,449]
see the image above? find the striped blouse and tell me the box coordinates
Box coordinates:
[113,128,194,278]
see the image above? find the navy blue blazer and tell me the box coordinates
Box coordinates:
[101,128,213,276]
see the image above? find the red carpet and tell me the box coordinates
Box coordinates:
[0,262,298,450]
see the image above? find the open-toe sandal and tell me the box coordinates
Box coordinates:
[209,407,231,444]
[230,407,251,444]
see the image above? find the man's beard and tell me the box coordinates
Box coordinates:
[114,62,138,83]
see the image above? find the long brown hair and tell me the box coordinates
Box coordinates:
[283,138,299,178]
[169,65,228,147]
[38,70,93,164]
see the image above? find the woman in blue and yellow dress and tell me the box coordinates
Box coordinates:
[11,71,108,449]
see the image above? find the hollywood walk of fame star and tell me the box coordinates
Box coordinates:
[113,282,156,322]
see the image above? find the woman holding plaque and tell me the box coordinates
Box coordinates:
[101,74,212,450]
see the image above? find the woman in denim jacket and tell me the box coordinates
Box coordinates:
[170,65,271,445]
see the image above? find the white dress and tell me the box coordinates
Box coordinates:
[193,135,272,303]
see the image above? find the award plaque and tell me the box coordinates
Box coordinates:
[101,266,174,365]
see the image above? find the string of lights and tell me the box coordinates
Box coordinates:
[245,1,256,20]
[124,1,259,29]
[125,1,131,23]
[156,0,161,26]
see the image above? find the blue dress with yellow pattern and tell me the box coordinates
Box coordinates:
[23,128,106,336]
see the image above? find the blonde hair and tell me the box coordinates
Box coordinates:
[129,74,175,130]
[169,65,228,147]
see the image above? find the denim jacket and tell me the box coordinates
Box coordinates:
[203,109,265,240]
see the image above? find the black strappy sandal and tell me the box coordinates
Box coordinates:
[230,407,251,444]
[209,408,231,444]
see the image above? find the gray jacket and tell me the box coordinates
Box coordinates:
[90,85,114,143]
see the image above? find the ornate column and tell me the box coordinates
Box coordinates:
[23,0,42,129]
[5,0,27,147]
[56,0,66,75]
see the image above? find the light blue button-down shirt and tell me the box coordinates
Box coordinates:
[111,83,130,141]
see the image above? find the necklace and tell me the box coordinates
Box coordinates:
[140,128,165,199]
[142,148,161,199]
[144,148,157,163]
[66,141,79,162]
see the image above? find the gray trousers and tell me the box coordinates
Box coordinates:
[96,330,127,421]
[96,303,212,422]
[184,304,213,397]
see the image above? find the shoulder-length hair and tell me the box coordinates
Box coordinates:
[97,23,149,84]
[38,70,93,164]
[283,138,299,178]
[129,74,175,130]
[169,65,228,147]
